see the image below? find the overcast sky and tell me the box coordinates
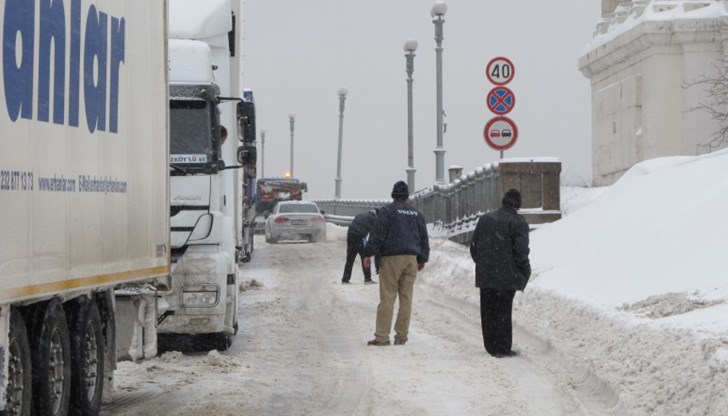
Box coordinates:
[242,0,602,200]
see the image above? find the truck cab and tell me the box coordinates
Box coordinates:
[160,0,255,350]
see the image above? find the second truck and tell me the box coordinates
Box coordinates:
[160,0,257,350]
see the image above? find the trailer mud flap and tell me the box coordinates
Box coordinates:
[0,345,5,413]
[114,293,158,361]
[0,306,7,412]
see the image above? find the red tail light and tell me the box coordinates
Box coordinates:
[310,216,325,223]
[274,216,289,223]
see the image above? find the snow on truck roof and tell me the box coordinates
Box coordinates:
[168,0,231,41]
[168,39,214,84]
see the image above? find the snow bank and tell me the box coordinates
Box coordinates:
[420,148,728,415]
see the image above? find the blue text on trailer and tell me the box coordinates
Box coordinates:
[2,0,125,133]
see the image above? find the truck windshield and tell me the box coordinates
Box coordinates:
[170,100,215,166]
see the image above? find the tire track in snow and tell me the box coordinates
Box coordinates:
[267,240,372,415]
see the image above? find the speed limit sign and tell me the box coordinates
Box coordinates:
[486,57,515,85]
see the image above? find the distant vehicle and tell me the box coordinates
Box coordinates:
[256,177,308,215]
[265,201,327,243]
[502,129,512,138]
[490,129,501,138]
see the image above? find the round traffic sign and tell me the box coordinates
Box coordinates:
[486,57,515,85]
[483,116,518,151]
[486,86,515,115]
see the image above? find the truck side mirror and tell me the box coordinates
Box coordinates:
[237,101,256,143]
[237,144,257,165]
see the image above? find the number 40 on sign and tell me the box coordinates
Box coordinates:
[486,57,515,85]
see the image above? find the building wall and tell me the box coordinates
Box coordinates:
[581,1,728,186]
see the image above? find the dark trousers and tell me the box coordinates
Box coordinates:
[342,232,371,282]
[479,288,516,355]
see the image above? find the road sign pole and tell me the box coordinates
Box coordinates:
[484,57,517,155]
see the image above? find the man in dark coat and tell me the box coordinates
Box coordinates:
[342,209,378,284]
[469,189,531,357]
[363,181,429,346]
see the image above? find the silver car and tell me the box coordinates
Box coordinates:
[264,201,327,243]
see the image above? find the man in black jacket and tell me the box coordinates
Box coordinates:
[469,189,531,358]
[342,209,378,284]
[363,181,429,346]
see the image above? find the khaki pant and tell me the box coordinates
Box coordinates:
[374,255,418,342]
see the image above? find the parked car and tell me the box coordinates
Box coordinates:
[265,201,327,243]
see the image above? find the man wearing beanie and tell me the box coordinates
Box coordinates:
[469,188,531,358]
[363,181,429,346]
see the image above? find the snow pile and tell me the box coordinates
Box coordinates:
[420,148,728,415]
[160,351,183,363]
[204,350,240,371]
[618,292,724,319]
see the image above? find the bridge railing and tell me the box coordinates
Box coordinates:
[315,159,561,242]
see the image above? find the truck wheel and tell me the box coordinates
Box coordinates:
[67,298,104,415]
[30,298,71,416]
[5,309,32,416]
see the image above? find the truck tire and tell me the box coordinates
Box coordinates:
[5,309,32,416]
[67,297,104,415]
[30,298,71,416]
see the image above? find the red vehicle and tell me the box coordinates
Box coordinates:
[255,177,308,215]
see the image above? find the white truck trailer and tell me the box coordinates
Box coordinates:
[159,0,257,350]
[0,0,169,415]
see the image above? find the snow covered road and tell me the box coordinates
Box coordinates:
[102,230,621,416]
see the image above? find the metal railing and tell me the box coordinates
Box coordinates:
[316,159,562,242]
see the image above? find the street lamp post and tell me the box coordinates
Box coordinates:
[404,39,418,192]
[431,1,447,184]
[260,129,266,177]
[335,88,348,199]
[288,113,295,177]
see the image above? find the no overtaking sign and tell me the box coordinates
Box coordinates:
[483,116,518,151]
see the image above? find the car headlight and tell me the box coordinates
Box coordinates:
[181,285,219,307]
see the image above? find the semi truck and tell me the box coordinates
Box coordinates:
[159,0,256,350]
[0,0,169,415]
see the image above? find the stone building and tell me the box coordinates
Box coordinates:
[579,0,728,186]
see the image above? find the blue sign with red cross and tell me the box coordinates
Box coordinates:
[486,86,515,115]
